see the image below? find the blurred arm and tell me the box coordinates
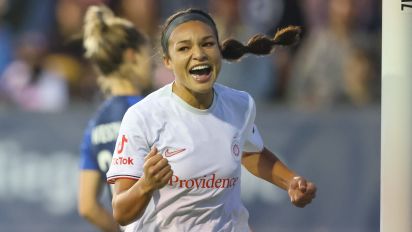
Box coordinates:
[78,170,119,232]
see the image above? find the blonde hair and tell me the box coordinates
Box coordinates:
[83,5,146,75]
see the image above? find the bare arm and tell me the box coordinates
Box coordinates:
[112,178,154,226]
[112,147,173,225]
[78,170,119,232]
[241,147,296,190]
[242,147,316,207]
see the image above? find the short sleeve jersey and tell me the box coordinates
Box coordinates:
[107,83,264,232]
[80,96,143,179]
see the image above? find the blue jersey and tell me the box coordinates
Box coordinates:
[80,96,143,180]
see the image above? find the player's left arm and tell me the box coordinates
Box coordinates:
[78,170,120,232]
[78,126,119,232]
[242,147,317,208]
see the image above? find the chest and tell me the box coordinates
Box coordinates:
[155,112,245,180]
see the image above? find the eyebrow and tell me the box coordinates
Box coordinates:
[175,35,215,45]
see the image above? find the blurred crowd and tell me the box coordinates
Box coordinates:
[0,0,381,112]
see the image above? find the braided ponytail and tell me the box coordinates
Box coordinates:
[221,26,301,61]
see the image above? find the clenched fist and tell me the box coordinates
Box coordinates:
[288,176,316,208]
[141,147,173,190]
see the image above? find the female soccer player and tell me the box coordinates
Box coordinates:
[78,5,152,232]
[107,8,316,232]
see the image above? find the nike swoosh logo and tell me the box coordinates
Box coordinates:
[164,148,186,157]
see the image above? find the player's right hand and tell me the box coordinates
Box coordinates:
[141,146,173,190]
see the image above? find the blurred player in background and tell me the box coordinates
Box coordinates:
[78,5,152,232]
[107,8,316,232]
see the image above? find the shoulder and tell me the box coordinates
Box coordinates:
[215,83,252,100]
[214,83,255,109]
[92,97,132,123]
[125,84,172,119]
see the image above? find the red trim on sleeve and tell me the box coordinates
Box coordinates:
[107,176,140,184]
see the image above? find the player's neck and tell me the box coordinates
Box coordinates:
[100,77,140,96]
[172,82,214,109]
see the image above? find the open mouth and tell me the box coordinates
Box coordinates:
[189,64,212,83]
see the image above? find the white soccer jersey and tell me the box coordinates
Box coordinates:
[107,83,264,232]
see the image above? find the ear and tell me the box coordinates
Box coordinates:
[122,48,137,64]
[163,55,173,70]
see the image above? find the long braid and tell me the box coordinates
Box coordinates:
[221,26,302,61]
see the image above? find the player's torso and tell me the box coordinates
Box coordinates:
[139,84,251,187]
[157,111,243,182]
[151,88,250,180]
[136,88,252,231]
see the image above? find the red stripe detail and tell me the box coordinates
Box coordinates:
[107,176,140,184]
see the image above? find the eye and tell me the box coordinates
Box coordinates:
[203,42,215,47]
[178,46,189,52]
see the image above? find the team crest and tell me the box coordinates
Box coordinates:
[231,139,241,161]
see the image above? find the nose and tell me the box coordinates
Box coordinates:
[192,45,207,61]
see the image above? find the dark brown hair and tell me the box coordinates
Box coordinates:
[160,8,301,61]
[221,26,301,61]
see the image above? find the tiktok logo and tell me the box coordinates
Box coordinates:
[116,134,128,154]
[113,134,133,166]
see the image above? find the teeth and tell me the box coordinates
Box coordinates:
[191,65,210,71]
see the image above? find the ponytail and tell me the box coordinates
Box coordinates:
[221,26,301,61]
[83,5,146,75]
[83,5,114,59]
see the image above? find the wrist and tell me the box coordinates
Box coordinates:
[285,174,299,189]
[138,178,155,195]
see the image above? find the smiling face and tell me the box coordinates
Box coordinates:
[163,20,222,105]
